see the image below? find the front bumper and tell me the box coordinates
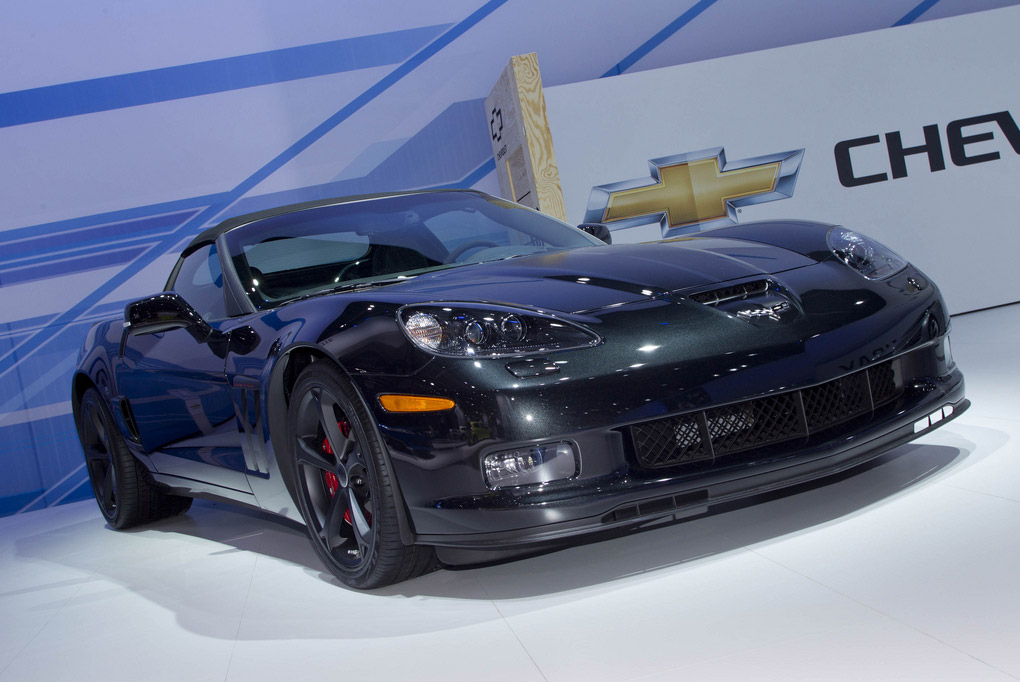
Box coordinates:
[419,383,966,558]
[364,344,964,553]
[348,266,963,554]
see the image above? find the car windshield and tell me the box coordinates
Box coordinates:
[223,191,603,309]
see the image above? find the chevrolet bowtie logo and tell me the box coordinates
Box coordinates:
[584,147,804,238]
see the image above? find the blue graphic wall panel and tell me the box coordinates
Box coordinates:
[1,0,1016,515]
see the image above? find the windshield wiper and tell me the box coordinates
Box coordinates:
[291,275,415,303]
[472,252,544,265]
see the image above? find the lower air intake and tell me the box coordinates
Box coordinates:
[629,358,902,468]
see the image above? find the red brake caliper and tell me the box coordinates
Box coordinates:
[321,420,353,523]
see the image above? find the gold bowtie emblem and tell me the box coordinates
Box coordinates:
[585,148,804,237]
[604,157,779,228]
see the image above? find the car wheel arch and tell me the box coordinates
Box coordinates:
[266,344,417,547]
[71,368,115,427]
[71,371,98,432]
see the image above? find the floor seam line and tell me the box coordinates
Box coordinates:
[0,567,97,677]
[934,481,1020,505]
[473,574,550,682]
[222,539,261,682]
[750,548,1018,678]
[619,634,816,682]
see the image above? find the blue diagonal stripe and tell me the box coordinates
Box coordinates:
[0,24,450,128]
[0,193,229,244]
[227,98,492,215]
[435,158,497,189]
[220,2,506,204]
[0,0,509,380]
[894,0,943,25]
[601,0,719,77]
[0,210,197,266]
[0,246,150,287]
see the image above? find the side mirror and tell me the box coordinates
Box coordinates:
[578,222,612,245]
[125,293,212,339]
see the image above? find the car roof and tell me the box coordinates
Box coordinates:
[181,188,489,257]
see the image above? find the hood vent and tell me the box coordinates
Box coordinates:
[688,279,770,306]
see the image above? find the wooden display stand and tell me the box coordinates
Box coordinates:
[484,53,567,221]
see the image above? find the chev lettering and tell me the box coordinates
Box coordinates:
[834,110,1020,188]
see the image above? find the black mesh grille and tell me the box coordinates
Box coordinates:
[802,370,870,431]
[629,359,902,469]
[705,392,803,455]
[869,362,897,406]
[630,414,707,466]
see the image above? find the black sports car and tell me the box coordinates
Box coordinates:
[72,189,966,588]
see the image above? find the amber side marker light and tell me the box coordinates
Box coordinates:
[378,394,456,413]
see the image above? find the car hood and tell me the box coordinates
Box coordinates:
[382,237,817,314]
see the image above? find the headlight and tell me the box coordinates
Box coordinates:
[398,304,601,357]
[827,227,907,280]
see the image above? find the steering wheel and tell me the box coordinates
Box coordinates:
[445,240,501,263]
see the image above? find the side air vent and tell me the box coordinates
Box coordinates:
[689,279,770,305]
[119,398,142,442]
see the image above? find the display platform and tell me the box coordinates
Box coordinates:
[0,304,1017,681]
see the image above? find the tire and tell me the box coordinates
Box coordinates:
[287,362,436,589]
[77,387,192,529]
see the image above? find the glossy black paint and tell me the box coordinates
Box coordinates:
[72,191,966,561]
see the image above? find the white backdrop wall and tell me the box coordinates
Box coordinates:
[1,0,1016,515]
[547,6,1020,315]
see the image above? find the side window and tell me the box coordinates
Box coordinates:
[172,243,227,320]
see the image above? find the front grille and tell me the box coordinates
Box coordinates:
[705,392,803,453]
[629,359,902,469]
[631,414,706,467]
[868,362,898,406]
[802,369,870,431]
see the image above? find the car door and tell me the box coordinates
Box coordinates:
[117,242,251,493]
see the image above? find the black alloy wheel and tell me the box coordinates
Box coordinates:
[77,387,191,528]
[80,390,121,522]
[287,362,436,589]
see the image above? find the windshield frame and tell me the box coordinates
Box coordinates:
[221,191,603,310]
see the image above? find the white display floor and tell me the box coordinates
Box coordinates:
[1,305,1018,681]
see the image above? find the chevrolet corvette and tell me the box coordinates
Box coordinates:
[72,189,966,588]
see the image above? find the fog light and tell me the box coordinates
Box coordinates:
[483,442,577,488]
[943,334,954,367]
